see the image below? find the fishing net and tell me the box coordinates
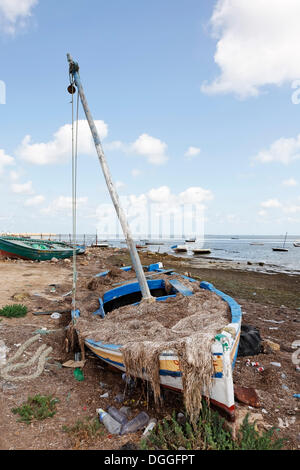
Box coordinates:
[73,270,230,425]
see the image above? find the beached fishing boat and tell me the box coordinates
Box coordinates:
[73,261,242,420]
[171,244,188,253]
[66,54,242,421]
[192,248,211,255]
[0,236,79,261]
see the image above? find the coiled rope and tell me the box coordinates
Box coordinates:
[0,335,53,382]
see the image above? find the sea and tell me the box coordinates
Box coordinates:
[64,234,300,275]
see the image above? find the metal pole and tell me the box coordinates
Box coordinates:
[67,54,152,300]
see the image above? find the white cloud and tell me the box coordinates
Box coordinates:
[282,177,298,186]
[184,146,201,159]
[41,196,88,215]
[17,120,108,165]
[96,186,213,234]
[179,187,214,205]
[115,181,125,190]
[261,198,282,209]
[24,194,45,206]
[258,210,267,217]
[131,133,168,165]
[104,141,124,151]
[147,186,173,203]
[131,169,142,178]
[9,170,20,181]
[0,0,38,35]
[254,134,300,165]
[100,133,169,166]
[0,149,14,174]
[202,0,300,98]
[95,185,214,236]
[283,204,300,214]
[11,180,34,194]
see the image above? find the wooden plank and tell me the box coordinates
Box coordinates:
[168,279,194,296]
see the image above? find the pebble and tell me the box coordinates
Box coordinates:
[114,394,124,404]
[1,382,17,392]
[177,412,186,425]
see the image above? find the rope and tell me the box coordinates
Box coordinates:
[70,74,79,323]
[0,335,53,382]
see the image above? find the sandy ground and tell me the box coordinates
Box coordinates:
[0,247,299,450]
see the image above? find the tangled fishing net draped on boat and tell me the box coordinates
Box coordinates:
[73,270,230,425]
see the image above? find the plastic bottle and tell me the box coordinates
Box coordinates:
[120,406,132,418]
[142,418,157,437]
[119,411,149,435]
[0,340,7,367]
[122,373,135,388]
[98,408,122,434]
[107,406,128,425]
[73,368,84,381]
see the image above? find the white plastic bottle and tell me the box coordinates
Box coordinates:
[97,408,121,434]
[143,418,157,437]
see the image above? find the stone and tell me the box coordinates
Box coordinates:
[227,406,265,439]
[234,385,261,408]
[12,292,30,302]
[262,339,280,353]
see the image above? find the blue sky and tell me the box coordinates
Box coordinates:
[1,0,300,236]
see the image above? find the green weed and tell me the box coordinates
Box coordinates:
[0,304,28,318]
[140,403,284,451]
[12,394,59,424]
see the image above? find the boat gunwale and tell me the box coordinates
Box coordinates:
[78,264,242,360]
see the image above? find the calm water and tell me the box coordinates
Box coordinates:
[59,234,300,274]
[140,235,300,274]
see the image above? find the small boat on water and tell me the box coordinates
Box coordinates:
[91,242,109,248]
[250,242,264,246]
[145,241,163,246]
[171,244,188,253]
[185,237,196,243]
[293,240,300,247]
[272,232,289,252]
[192,248,211,255]
[0,236,79,261]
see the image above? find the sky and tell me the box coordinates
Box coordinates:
[1,0,300,236]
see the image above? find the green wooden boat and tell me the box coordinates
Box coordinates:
[0,236,79,261]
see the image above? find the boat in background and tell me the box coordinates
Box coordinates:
[145,241,163,245]
[272,232,289,252]
[171,244,188,253]
[185,237,196,242]
[293,240,300,247]
[192,248,211,255]
[91,242,109,248]
[0,236,79,261]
